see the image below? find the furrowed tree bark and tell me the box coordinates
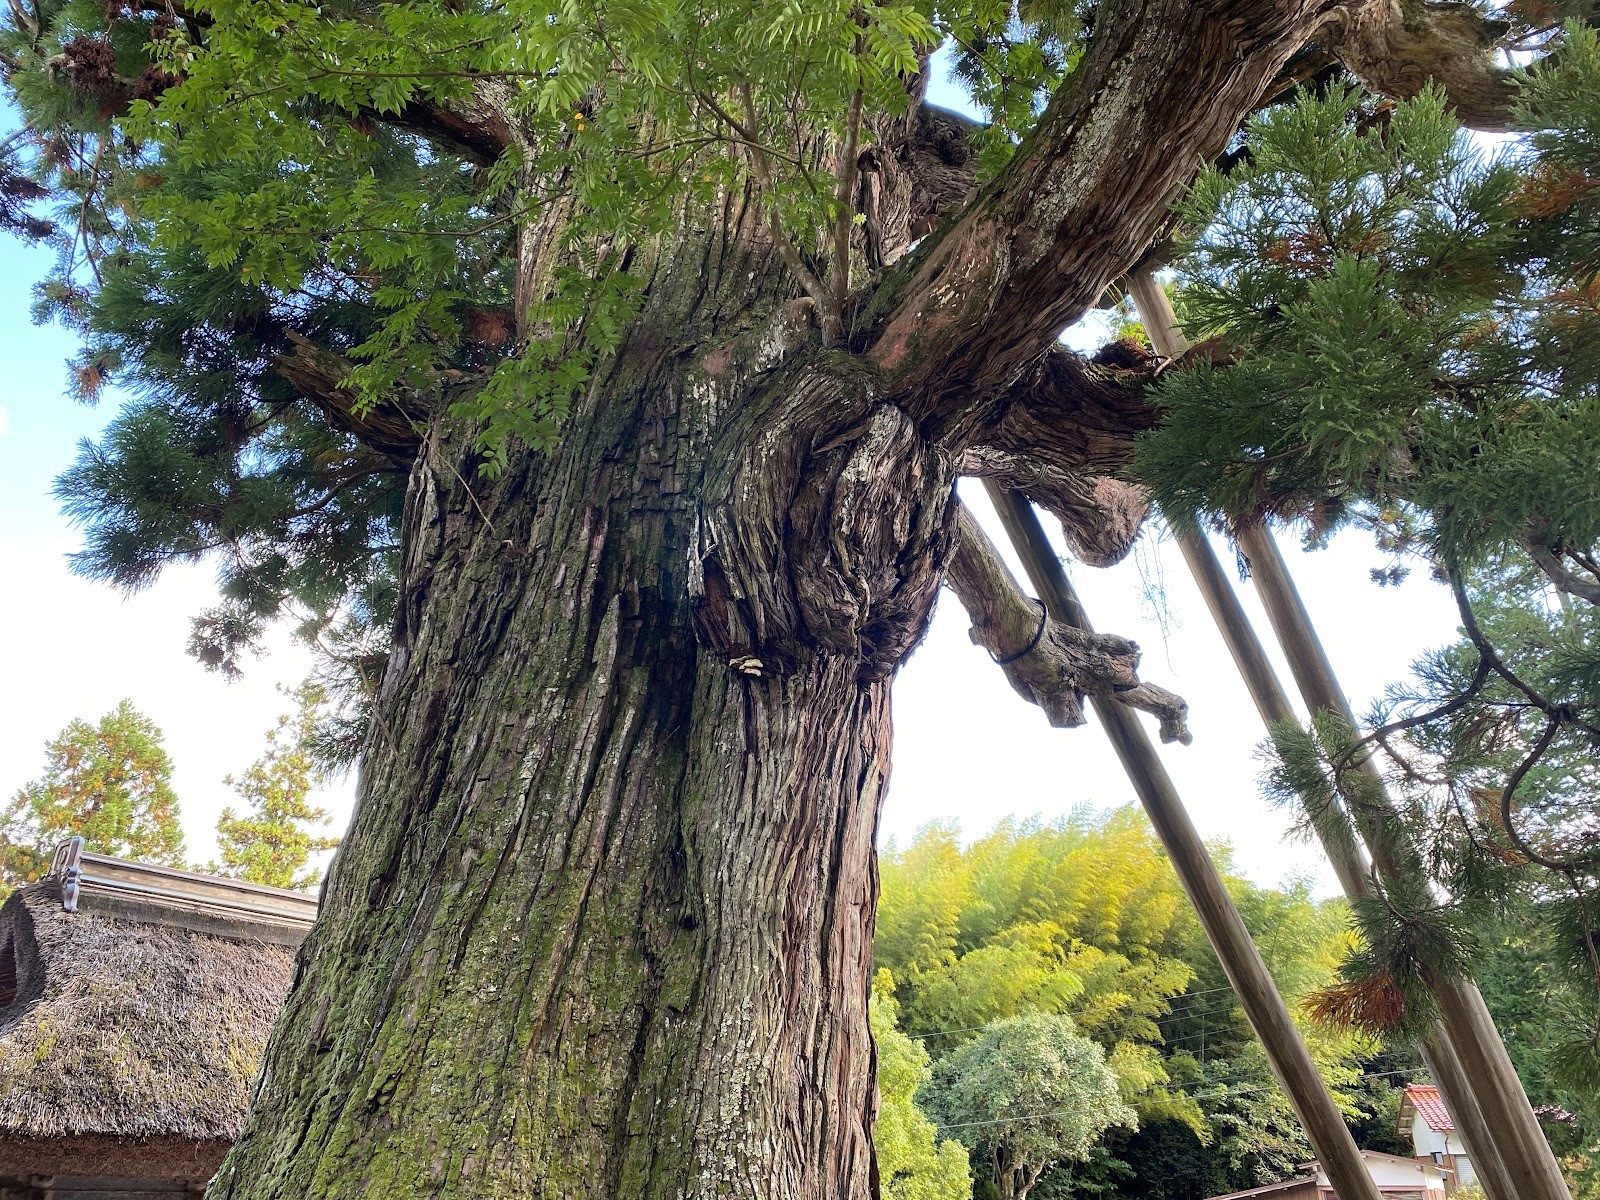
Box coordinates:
[212,234,943,1197]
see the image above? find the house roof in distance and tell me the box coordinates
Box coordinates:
[0,840,314,1178]
[1203,1176,1317,1198]
[1398,1084,1455,1134]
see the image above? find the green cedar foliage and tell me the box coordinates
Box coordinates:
[1131,28,1600,1095]
[211,683,342,891]
[871,970,974,1200]
[0,700,185,892]
[1137,63,1600,575]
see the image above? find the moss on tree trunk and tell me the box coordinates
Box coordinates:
[212,242,956,1199]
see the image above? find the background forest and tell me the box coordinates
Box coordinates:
[870,810,1600,1200]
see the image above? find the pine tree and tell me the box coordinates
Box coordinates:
[212,684,342,891]
[1,700,185,891]
[1133,48,1600,1072]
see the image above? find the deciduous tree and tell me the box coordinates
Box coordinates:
[921,1011,1137,1200]
[871,971,973,1200]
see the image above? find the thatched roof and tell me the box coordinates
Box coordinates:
[0,850,311,1179]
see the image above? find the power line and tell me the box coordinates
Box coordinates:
[1160,982,1248,1004]
[1158,999,1249,1024]
[909,1023,1000,1040]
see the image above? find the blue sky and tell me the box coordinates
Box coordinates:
[0,80,1467,884]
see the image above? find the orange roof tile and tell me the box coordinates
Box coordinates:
[1404,1085,1455,1133]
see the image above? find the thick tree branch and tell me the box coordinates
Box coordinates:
[1324,0,1517,131]
[391,85,516,166]
[948,343,1166,566]
[274,330,427,462]
[961,452,1151,567]
[946,502,1192,742]
[1521,522,1600,606]
[869,0,1344,407]
[856,101,981,271]
[868,0,1520,416]
[954,342,1165,471]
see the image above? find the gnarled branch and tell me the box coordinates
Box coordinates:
[274,330,428,463]
[870,0,1344,409]
[1325,0,1517,131]
[961,451,1151,568]
[392,85,517,166]
[868,0,1521,422]
[948,342,1167,567]
[945,502,1192,742]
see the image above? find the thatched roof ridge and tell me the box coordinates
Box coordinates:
[0,880,297,1144]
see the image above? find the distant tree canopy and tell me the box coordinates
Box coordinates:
[1475,894,1600,1195]
[0,699,185,891]
[874,811,1388,1198]
[212,683,342,891]
[919,1011,1136,1200]
[876,810,1193,1046]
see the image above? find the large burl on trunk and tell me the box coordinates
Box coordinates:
[203,0,1516,1192]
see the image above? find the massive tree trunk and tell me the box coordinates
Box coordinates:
[213,234,957,1198]
[199,0,1525,1191]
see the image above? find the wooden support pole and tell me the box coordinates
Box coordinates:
[1125,265,1571,1200]
[1174,528,1518,1200]
[983,480,1385,1200]
[1240,525,1573,1200]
